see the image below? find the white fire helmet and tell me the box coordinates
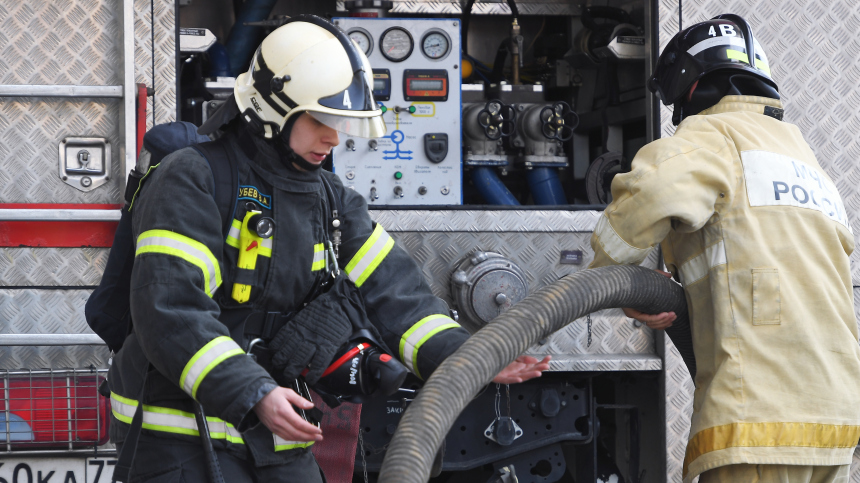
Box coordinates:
[233,15,386,140]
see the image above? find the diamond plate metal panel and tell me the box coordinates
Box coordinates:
[152,0,176,125]
[852,446,860,483]
[0,1,126,203]
[370,209,601,232]
[664,333,694,483]
[542,354,662,372]
[659,0,860,285]
[135,0,155,131]
[335,0,581,15]
[0,248,109,286]
[0,290,110,370]
[855,287,860,336]
[382,227,658,362]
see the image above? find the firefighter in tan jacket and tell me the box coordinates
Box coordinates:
[590,14,860,483]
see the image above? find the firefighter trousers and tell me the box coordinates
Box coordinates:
[700,464,849,483]
[117,434,326,483]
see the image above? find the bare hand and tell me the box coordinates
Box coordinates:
[492,355,552,384]
[253,387,323,443]
[622,270,677,329]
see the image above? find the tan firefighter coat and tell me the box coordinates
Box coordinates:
[589,95,860,481]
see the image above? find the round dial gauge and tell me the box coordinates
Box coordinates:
[348,28,373,55]
[422,31,450,60]
[380,27,413,62]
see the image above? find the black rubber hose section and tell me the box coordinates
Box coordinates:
[378,265,694,483]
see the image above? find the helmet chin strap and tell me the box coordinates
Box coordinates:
[275,114,323,172]
[673,72,780,125]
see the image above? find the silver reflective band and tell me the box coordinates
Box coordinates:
[180,336,245,399]
[399,314,461,378]
[679,240,727,287]
[227,219,241,246]
[136,229,222,297]
[686,35,746,57]
[274,433,315,451]
[312,243,326,271]
[345,224,394,287]
[110,393,244,443]
[593,215,653,265]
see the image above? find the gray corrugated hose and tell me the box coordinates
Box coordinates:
[378,265,694,483]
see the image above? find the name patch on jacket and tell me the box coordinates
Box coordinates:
[741,150,852,233]
[238,185,271,209]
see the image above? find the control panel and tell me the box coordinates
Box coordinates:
[332,18,462,205]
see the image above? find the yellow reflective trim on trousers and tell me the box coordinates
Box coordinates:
[110,393,245,444]
[136,229,222,297]
[345,224,395,287]
[399,314,461,378]
[683,422,860,477]
[726,49,771,76]
[180,336,244,399]
[312,243,326,271]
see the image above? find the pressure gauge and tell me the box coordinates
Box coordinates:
[380,27,414,62]
[347,28,373,55]
[421,30,452,60]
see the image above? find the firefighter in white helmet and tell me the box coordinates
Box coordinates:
[108,15,549,482]
[589,14,860,483]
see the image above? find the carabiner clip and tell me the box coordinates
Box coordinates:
[326,240,340,278]
[246,338,264,359]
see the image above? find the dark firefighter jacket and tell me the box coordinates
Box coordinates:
[107,126,469,465]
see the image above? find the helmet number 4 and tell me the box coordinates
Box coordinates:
[343,90,352,109]
[709,24,736,37]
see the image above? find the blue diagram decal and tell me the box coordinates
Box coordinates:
[382,130,413,160]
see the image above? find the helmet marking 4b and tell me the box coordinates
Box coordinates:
[649,14,776,106]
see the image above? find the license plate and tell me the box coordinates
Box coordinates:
[0,457,115,483]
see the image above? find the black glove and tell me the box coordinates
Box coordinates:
[269,289,353,386]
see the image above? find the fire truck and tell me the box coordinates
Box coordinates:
[0,0,857,482]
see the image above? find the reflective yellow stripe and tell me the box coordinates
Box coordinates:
[593,214,652,265]
[399,314,460,378]
[259,236,273,258]
[726,49,771,75]
[227,218,272,257]
[110,393,245,444]
[180,336,244,399]
[345,224,394,287]
[311,243,326,271]
[136,229,222,297]
[683,422,860,477]
[226,219,241,249]
[274,434,315,451]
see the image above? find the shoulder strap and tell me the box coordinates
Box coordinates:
[319,174,343,261]
[320,174,343,219]
[192,141,239,238]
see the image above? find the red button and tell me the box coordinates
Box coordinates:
[379,354,392,362]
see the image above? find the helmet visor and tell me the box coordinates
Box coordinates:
[308,111,387,139]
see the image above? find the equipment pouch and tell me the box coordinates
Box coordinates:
[268,275,369,386]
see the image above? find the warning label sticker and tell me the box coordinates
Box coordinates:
[741,150,852,233]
